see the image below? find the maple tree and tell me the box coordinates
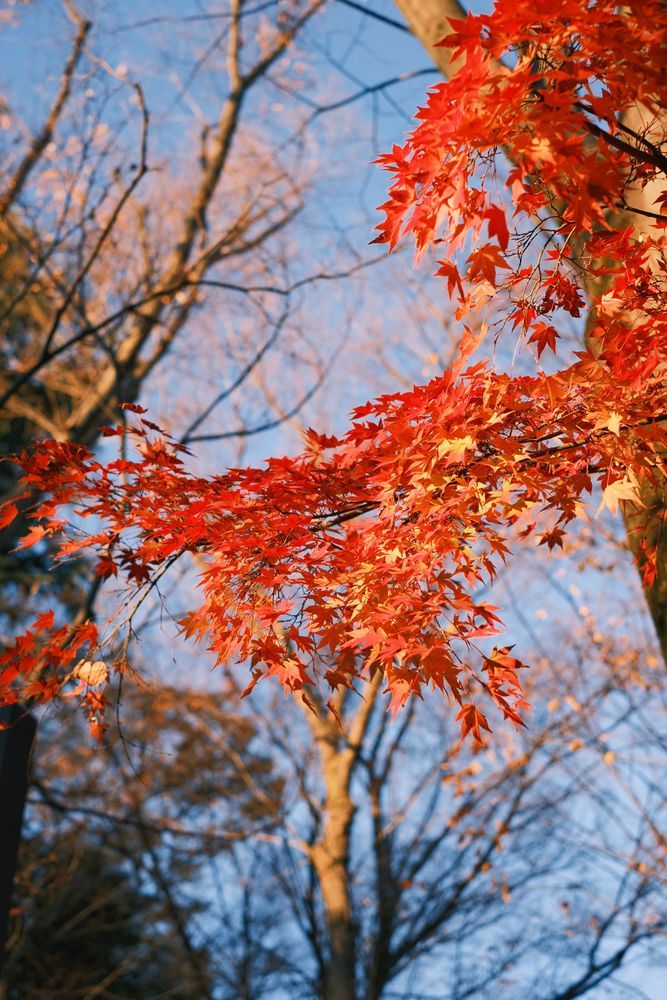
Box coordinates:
[2,0,666,741]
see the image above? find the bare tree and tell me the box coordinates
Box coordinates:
[0,0,341,578]
[11,611,666,999]
[0,0,383,969]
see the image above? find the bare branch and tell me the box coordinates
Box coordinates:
[0,2,91,216]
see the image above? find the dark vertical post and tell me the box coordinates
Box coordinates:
[0,705,36,975]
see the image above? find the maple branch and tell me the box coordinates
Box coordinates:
[615,116,667,163]
[582,117,667,176]
[616,201,667,223]
[575,100,667,176]
[298,413,667,538]
[315,501,380,530]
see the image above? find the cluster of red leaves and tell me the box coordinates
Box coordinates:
[2,0,666,740]
[0,608,100,733]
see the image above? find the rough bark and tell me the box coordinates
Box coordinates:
[393,0,467,79]
[304,677,382,1000]
[615,104,667,663]
[310,758,357,1000]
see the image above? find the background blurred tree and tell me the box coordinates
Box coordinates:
[3,682,286,999]
[0,0,357,968]
[8,621,666,1000]
[4,833,204,1000]
[0,0,345,610]
[0,0,357,978]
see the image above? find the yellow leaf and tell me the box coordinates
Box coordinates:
[593,411,622,436]
[437,435,475,464]
[72,660,108,686]
[597,478,639,517]
[606,412,622,436]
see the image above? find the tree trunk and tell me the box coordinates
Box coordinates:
[393,0,467,78]
[615,103,667,663]
[0,706,36,981]
[304,680,381,1000]
[311,759,357,1000]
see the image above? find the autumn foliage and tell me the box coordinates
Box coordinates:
[2,0,666,740]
